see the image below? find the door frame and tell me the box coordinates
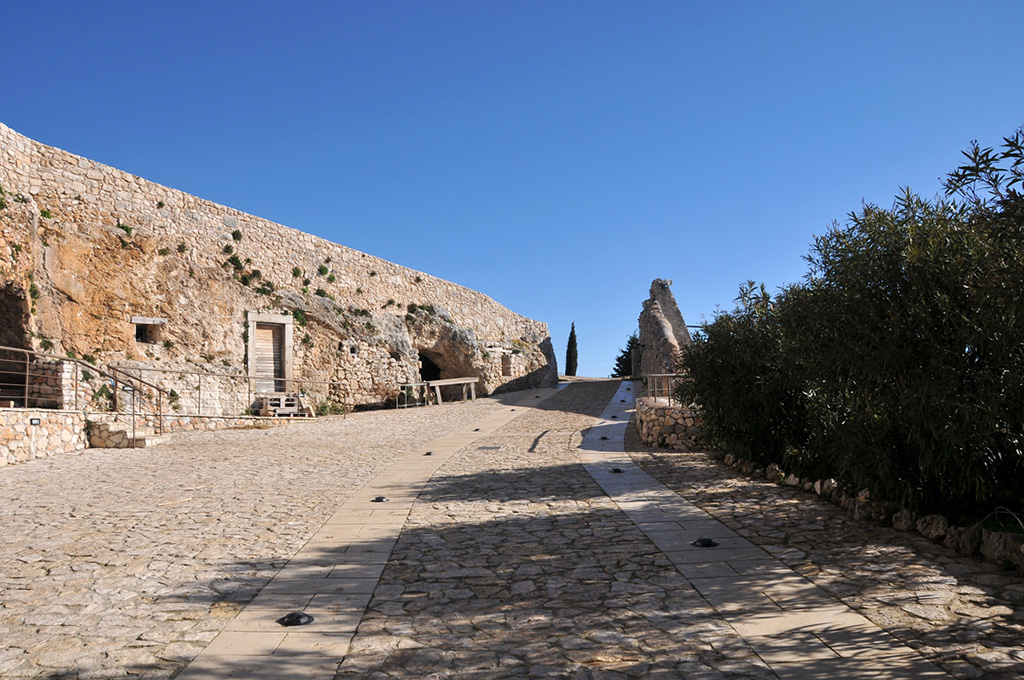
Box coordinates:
[246,311,294,392]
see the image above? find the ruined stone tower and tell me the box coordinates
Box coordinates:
[636,279,690,377]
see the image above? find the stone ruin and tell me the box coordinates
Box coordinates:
[635,278,690,378]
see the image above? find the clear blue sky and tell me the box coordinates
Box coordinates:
[3,2,1023,376]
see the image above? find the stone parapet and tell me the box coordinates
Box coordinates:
[0,407,300,465]
[0,409,88,465]
[634,396,702,450]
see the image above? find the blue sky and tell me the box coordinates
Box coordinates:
[3,1,1024,376]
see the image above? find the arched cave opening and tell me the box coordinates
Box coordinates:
[418,352,442,382]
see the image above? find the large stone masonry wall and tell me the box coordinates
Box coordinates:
[0,123,557,406]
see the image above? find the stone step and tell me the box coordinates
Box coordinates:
[88,422,169,449]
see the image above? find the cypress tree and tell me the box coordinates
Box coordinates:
[566,322,578,376]
[611,334,638,378]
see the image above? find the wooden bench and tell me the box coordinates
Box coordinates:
[425,377,479,405]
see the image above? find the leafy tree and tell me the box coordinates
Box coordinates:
[611,334,638,378]
[565,323,578,376]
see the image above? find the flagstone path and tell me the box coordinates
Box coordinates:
[0,380,1020,679]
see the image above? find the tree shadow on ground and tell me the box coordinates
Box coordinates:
[488,378,625,418]
[19,381,1023,679]
[625,426,1024,680]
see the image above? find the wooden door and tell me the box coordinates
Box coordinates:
[253,323,284,392]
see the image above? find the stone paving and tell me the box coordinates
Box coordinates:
[0,396,524,679]
[628,421,1024,680]
[0,379,1021,679]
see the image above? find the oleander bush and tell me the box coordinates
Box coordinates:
[679,128,1024,518]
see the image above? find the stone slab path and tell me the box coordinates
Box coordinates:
[580,383,949,679]
[0,379,1020,679]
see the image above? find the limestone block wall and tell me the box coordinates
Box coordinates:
[0,409,89,465]
[0,122,557,408]
[634,397,702,450]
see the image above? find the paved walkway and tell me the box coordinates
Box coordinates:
[0,380,1020,679]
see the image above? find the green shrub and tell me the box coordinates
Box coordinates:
[318,264,329,276]
[683,128,1024,518]
[678,282,806,467]
[232,229,242,241]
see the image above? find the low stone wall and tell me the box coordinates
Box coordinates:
[1,408,300,465]
[635,397,702,450]
[0,409,89,465]
[86,411,297,436]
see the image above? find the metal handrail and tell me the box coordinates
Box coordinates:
[644,373,685,406]
[108,364,353,417]
[0,344,169,439]
[396,382,431,408]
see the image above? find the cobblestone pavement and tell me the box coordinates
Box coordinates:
[627,431,1024,680]
[0,398,518,679]
[2,380,1022,679]
[338,381,776,679]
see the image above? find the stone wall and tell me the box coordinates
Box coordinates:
[636,279,690,378]
[635,397,702,450]
[0,406,303,466]
[0,409,89,465]
[0,122,557,408]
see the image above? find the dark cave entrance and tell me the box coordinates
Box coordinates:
[0,284,30,406]
[418,352,442,382]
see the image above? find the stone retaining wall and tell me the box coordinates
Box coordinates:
[635,397,702,450]
[94,412,296,434]
[0,407,298,466]
[0,409,89,465]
